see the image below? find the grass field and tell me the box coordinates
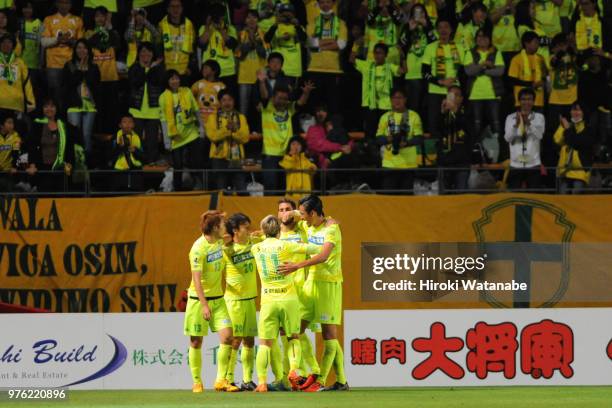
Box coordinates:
[3,387,611,408]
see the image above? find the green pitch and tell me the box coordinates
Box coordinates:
[3,387,611,408]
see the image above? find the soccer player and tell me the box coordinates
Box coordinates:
[251,215,320,392]
[279,195,348,391]
[223,213,259,391]
[277,199,322,380]
[184,210,239,393]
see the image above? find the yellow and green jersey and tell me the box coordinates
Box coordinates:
[377,110,423,169]
[252,237,318,303]
[261,101,295,156]
[486,0,520,52]
[307,222,343,283]
[223,238,260,300]
[280,222,309,288]
[188,236,225,298]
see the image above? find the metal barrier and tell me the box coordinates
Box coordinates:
[1,165,612,196]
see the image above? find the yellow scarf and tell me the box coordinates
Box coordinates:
[520,49,542,82]
[160,17,194,53]
[162,88,195,136]
[435,42,459,78]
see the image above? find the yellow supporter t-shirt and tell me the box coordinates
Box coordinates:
[548,55,577,105]
[464,49,504,100]
[0,131,20,171]
[307,14,347,74]
[251,237,318,303]
[188,236,225,298]
[42,13,84,69]
[377,110,423,169]
[237,29,267,84]
[508,51,546,107]
[261,101,295,156]
[307,222,342,283]
[199,25,238,78]
[158,17,194,74]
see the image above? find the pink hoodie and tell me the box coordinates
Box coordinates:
[305,124,346,169]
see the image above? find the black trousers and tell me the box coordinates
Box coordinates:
[171,138,204,191]
[134,118,161,164]
[211,158,246,193]
[381,168,415,194]
[508,166,542,191]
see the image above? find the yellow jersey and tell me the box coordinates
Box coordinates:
[307,222,342,283]
[188,236,225,298]
[42,13,84,69]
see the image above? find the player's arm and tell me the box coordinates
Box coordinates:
[191,270,211,320]
[278,242,334,275]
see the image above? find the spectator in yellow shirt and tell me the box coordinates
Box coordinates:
[41,0,83,112]
[306,0,348,114]
[237,10,267,118]
[205,89,250,192]
[0,33,34,115]
[198,3,239,97]
[280,136,317,199]
[508,31,547,109]
[85,6,121,137]
[0,112,21,192]
[158,0,195,79]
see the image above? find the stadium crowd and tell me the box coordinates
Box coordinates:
[0,0,611,194]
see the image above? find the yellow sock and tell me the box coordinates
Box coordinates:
[226,348,238,383]
[300,333,320,375]
[288,338,302,372]
[188,346,202,384]
[256,345,271,384]
[241,346,255,383]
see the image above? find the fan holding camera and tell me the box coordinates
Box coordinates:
[376,87,423,194]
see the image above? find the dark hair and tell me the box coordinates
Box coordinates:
[550,33,567,49]
[226,213,251,237]
[268,51,284,64]
[0,32,16,48]
[246,9,259,18]
[200,210,225,235]
[202,59,221,78]
[71,38,93,65]
[435,17,452,29]
[217,89,235,102]
[521,30,539,47]
[285,135,307,154]
[41,97,58,108]
[314,103,329,113]
[120,113,135,121]
[165,69,181,88]
[373,43,389,54]
[390,86,407,99]
[210,2,227,21]
[94,6,108,16]
[518,87,536,99]
[272,84,291,96]
[137,41,157,59]
[299,195,324,216]
[515,0,534,30]
[0,110,15,125]
[471,2,488,15]
[278,198,297,210]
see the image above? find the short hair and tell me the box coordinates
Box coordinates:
[272,84,291,97]
[202,59,221,78]
[0,110,15,126]
[261,215,281,237]
[120,113,135,121]
[299,195,324,216]
[268,52,284,64]
[246,9,259,18]
[278,198,297,210]
[436,17,452,29]
[373,43,389,55]
[94,6,108,15]
[226,213,251,236]
[390,86,407,99]
[286,135,307,154]
[200,210,225,235]
[518,87,536,100]
[137,41,156,58]
[550,33,568,49]
[521,31,540,47]
[165,69,181,88]
[217,89,234,101]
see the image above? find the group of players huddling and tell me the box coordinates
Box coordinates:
[184,195,348,392]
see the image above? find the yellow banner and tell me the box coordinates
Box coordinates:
[0,195,211,312]
[1,193,610,312]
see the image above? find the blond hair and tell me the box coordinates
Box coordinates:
[260,215,281,237]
